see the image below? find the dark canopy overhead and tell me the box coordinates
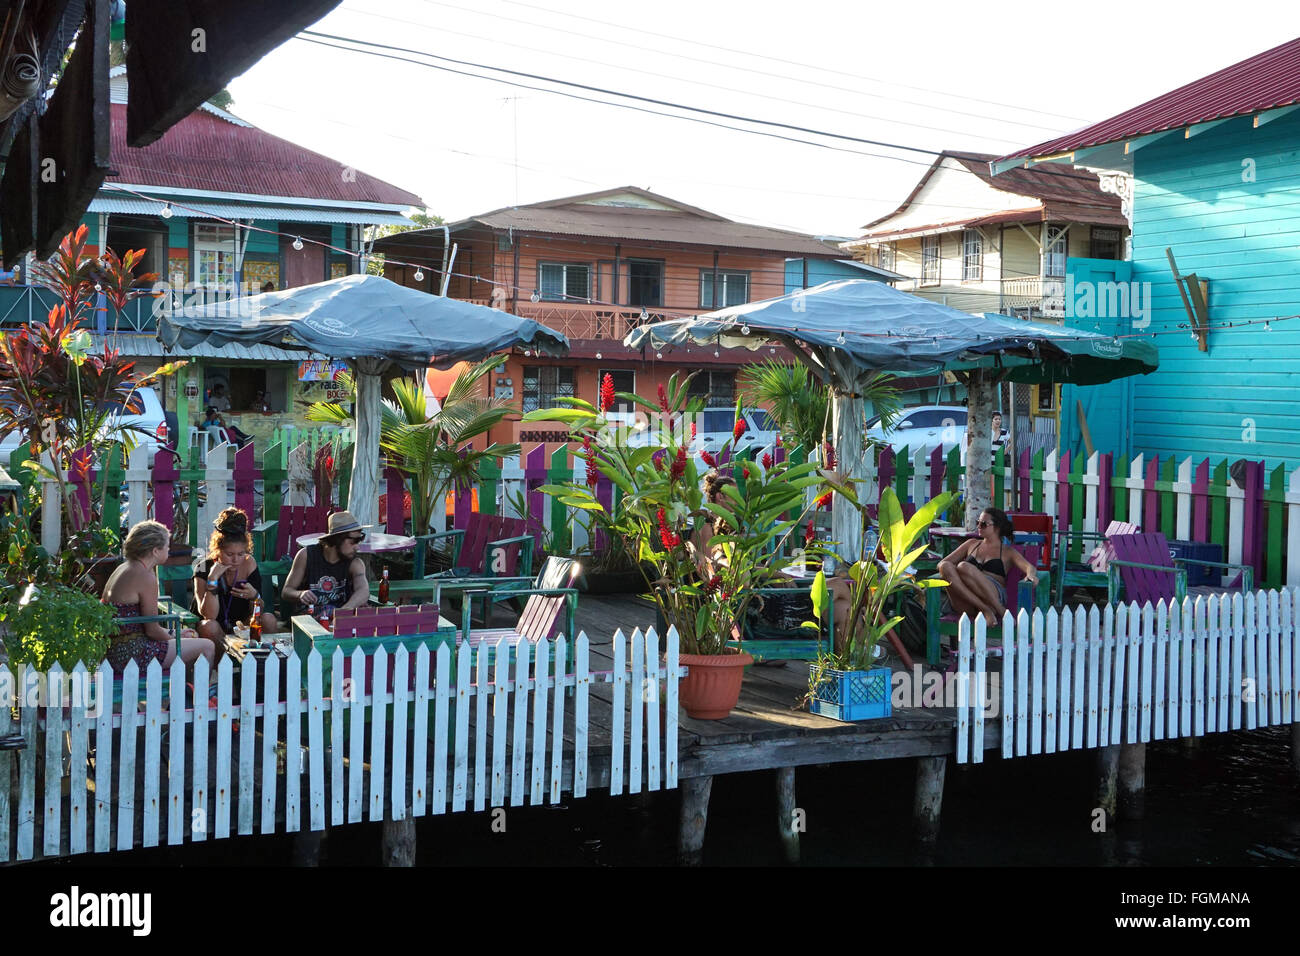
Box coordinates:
[624,278,1157,386]
[157,273,570,368]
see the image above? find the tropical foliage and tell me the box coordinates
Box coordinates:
[307,356,520,534]
[525,372,829,655]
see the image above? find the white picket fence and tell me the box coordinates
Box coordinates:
[0,629,683,863]
[954,588,1300,764]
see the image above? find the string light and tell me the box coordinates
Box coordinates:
[530,289,540,303]
[160,202,173,219]
[640,306,649,322]
[836,331,845,344]
[292,236,304,251]
[595,352,602,359]
[413,267,424,281]
[741,323,750,335]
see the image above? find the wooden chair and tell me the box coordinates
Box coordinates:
[459,558,581,666]
[1053,519,1138,606]
[411,513,536,584]
[925,541,1052,666]
[1106,532,1254,607]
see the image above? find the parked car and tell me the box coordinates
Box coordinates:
[866,404,968,460]
[0,385,171,468]
[626,407,779,465]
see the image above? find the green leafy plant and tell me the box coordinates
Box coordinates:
[805,486,953,695]
[307,357,519,534]
[525,372,828,655]
[2,583,117,671]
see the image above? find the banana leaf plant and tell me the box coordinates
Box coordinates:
[806,485,954,687]
[524,372,830,655]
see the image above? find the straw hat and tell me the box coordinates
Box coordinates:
[324,511,372,537]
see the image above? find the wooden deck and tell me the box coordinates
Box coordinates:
[567,592,966,780]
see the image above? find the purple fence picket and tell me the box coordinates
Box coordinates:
[1243,460,1263,573]
[383,466,405,534]
[1192,458,1210,541]
[879,446,895,492]
[524,445,547,540]
[153,446,179,532]
[1144,456,1158,533]
[774,442,786,466]
[1057,450,1070,538]
[1017,448,1031,513]
[929,445,945,502]
[594,474,613,552]
[68,443,94,531]
[233,443,258,518]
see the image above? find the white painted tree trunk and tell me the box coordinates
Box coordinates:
[964,370,996,528]
[831,388,866,563]
[349,359,387,528]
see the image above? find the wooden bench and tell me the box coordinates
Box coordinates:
[411,513,536,582]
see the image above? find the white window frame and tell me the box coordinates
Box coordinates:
[538,262,591,302]
[962,229,983,281]
[877,242,896,272]
[1044,224,1068,279]
[193,222,236,289]
[921,235,941,285]
[699,269,750,308]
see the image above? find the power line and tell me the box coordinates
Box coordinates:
[411,0,1088,126]
[332,4,1056,143]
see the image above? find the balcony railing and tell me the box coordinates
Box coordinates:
[897,275,1065,318]
[0,284,272,332]
[457,297,687,342]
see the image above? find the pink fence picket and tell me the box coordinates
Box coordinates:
[233,443,259,518]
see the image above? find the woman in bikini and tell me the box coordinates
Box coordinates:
[102,520,215,674]
[937,507,1038,627]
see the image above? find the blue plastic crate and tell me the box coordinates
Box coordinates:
[1167,540,1224,587]
[808,665,892,721]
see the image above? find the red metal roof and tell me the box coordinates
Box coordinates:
[998,37,1300,162]
[106,104,425,207]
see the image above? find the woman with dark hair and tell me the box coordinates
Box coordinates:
[193,508,278,654]
[937,507,1038,627]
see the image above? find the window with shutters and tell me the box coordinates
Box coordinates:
[921,236,941,285]
[962,229,983,281]
[538,262,591,301]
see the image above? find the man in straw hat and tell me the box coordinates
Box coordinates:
[282,511,372,617]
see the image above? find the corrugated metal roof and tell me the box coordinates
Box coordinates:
[107,103,425,208]
[90,333,328,362]
[88,196,413,226]
[997,37,1300,163]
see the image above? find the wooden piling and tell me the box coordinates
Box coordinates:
[292,829,323,866]
[775,766,799,863]
[382,816,416,867]
[1118,743,1146,821]
[677,775,712,866]
[1292,723,1300,780]
[1095,745,1120,822]
[913,755,946,845]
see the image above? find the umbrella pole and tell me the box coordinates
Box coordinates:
[349,365,383,531]
[831,388,867,564]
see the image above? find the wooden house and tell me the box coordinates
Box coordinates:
[374,187,900,449]
[842,151,1129,320]
[993,37,1300,468]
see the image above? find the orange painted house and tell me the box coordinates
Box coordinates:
[374,188,895,449]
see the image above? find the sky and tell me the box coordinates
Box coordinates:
[224,0,1300,237]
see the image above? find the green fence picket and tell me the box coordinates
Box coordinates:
[1265,463,1286,589]
[1159,457,1176,540]
[548,445,571,556]
[478,458,500,516]
[1209,459,1229,556]
[101,444,125,533]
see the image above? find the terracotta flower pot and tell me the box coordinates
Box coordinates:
[677,648,752,720]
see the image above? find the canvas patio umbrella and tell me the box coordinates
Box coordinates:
[158,273,569,531]
[625,278,1157,560]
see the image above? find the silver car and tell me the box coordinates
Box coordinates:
[866,405,969,460]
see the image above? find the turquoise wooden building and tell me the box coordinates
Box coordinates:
[994,38,1300,469]
[783,253,901,294]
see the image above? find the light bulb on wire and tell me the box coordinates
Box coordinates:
[160,202,173,219]
[530,290,540,303]
[413,268,424,282]
[292,237,304,251]
[836,332,845,345]
[741,323,750,335]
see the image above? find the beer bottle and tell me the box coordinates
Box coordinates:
[378,567,390,604]
[249,597,263,644]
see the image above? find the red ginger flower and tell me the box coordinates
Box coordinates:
[700,450,717,468]
[733,417,747,441]
[704,575,722,595]
[762,453,773,469]
[815,492,833,511]
[776,435,784,448]
[670,444,687,483]
[600,373,616,413]
[690,421,697,440]
[657,508,681,551]
[804,519,816,545]
[584,436,599,488]
[657,383,669,412]
[824,441,836,470]
[742,464,751,479]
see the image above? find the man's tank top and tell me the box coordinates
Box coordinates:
[302,544,353,609]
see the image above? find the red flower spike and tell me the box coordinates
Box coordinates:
[804,519,816,545]
[742,464,750,479]
[704,575,722,595]
[656,383,669,412]
[824,441,837,470]
[600,373,616,413]
[670,444,687,483]
[762,453,773,469]
[733,417,747,441]
[815,492,833,511]
[700,450,717,468]
[657,508,681,550]
[584,436,599,488]
[776,435,784,448]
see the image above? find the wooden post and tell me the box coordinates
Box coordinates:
[677,775,712,866]
[964,370,996,527]
[1291,723,1300,781]
[1095,744,1120,822]
[913,755,946,845]
[830,387,868,563]
[382,815,416,867]
[775,766,799,863]
[1118,742,1145,821]
[292,829,323,866]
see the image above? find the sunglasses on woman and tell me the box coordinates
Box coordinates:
[977,520,992,528]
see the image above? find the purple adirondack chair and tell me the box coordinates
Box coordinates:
[1107,533,1181,606]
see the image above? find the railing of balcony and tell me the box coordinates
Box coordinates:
[896,275,1065,318]
[0,285,273,332]
[453,296,688,341]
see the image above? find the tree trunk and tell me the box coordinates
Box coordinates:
[831,387,869,562]
[963,370,996,528]
[348,358,388,529]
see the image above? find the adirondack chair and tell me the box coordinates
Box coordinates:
[1106,532,1254,607]
[1053,520,1139,606]
[732,585,833,663]
[411,512,536,583]
[458,558,581,666]
[925,541,1052,666]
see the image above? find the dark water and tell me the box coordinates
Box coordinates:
[55,726,1299,868]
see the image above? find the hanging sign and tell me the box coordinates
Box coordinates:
[298,359,349,382]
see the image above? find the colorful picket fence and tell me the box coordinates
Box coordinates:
[877,444,1300,589]
[0,628,684,863]
[953,588,1300,765]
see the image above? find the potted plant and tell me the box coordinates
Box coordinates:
[525,373,827,719]
[804,485,954,721]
